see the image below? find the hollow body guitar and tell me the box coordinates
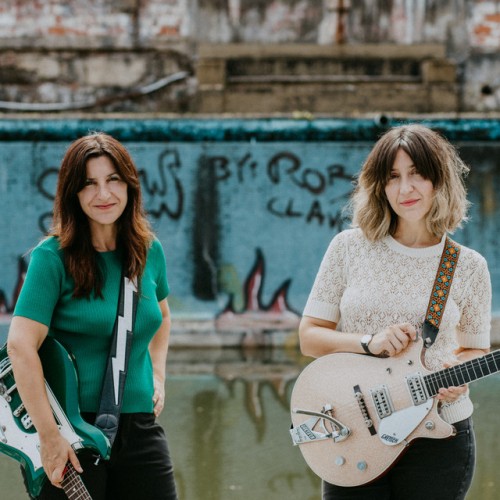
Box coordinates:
[290,337,499,487]
[0,337,111,498]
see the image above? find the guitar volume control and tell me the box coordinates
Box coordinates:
[357,460,368,471]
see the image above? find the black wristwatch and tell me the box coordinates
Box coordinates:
[361,334,374,355]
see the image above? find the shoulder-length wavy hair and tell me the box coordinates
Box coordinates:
[350,124,470,241]
[51,132,153,298]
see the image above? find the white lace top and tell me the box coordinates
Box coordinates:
[303,228,492,423]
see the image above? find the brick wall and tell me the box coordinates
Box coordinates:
[0,1,499,113]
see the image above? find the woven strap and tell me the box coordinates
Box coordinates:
[422,237,460,347]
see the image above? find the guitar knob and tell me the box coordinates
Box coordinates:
[357,461,367,471]
[334,456,345,466]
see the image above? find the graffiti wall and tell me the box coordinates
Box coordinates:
[1,118,500,339]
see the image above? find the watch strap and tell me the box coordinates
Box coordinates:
[361,335,373,355]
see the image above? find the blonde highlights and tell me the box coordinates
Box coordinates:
[351,124,470,241]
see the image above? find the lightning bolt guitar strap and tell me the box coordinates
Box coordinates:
[94,271,138,445]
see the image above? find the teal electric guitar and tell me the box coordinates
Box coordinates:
[0,337,111,498]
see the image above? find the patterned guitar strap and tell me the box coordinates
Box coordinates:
[94,272,138,446]
[421,236,461,348]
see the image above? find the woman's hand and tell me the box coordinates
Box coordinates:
[436,346,489,404]
[40,432,82,488]
[436,360,468,403]
[149,298,170,418]
[436,384,467,404]
[152,376,165,417]
[369,323,417,357]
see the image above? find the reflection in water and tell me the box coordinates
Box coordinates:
[163,346,315,500]
[0,347,498,499]
[163,347,500,500]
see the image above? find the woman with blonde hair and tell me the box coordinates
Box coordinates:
[299,124,491,499]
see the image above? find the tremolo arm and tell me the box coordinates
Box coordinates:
[290,404,351,445]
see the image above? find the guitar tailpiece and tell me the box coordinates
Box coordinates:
[290,408,351,445]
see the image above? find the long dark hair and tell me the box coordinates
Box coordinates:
[51,132,153,298]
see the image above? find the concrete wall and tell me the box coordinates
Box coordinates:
[1,118,500,344]
[0,1,499,113]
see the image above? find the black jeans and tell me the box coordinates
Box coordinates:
[322,418,475,500]
[30,413,178,500]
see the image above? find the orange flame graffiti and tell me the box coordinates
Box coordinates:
[215,249,300,335]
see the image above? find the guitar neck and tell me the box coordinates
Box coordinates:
[424,349,500,397]
[61,463,92,500]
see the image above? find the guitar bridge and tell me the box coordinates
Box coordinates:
[290,405,350,445]
[354,385,377,435]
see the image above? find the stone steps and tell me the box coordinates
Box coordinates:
[196,43,458,114]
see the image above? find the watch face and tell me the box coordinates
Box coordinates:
[362,334,372,344]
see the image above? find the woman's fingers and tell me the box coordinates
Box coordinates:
[373,323,416,356]
[437,384,467,403]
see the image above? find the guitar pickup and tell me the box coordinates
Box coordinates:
[13,403,25,418]
[405,372,430,405]
[370,385,394,419]
[21,413,33,430]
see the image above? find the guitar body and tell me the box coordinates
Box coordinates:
[0,337,111,497]
[290,338,455,487]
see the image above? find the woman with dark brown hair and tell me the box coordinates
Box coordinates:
[7,132,178,499]
[299,124,491,499]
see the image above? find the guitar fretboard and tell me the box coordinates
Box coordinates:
[61,463,92,500]
[424,349,500,397]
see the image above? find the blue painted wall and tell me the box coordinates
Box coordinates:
[0,118,499,333]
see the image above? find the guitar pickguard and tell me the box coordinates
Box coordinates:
[0,396,42,470]
[377,399,433,445]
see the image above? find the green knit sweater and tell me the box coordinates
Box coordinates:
[14,236,169,413]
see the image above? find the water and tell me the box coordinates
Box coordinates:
[0,346,499,499]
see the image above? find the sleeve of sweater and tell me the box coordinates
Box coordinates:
[302,230,348,322]
[13,243,64,327]
[455,250,491,349]
[151,238,169,301]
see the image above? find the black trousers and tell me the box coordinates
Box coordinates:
[322,418,475,500]
[30,413,178,500]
